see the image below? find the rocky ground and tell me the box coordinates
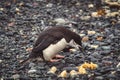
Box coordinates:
[0,0,120,80]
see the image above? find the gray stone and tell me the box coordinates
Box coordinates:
[12,74,20,79]
[28,69,37,74]
[95,76,104,80]
[101,46,111,50]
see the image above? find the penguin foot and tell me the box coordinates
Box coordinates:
[49,55,64,62]
[55,54,65,58]
[50,59,61,62]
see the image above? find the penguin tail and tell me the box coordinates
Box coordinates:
[20,57,31,65]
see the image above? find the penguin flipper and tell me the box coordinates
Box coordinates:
[32,35,60,53]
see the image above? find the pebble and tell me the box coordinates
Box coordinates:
[0,8,4,11]
[80,16,91,20]
[69,48,77,52]
[46,3,53,7]
[102,60,112,65]
[90,45,99,49]
[28,74,39,78]
[28,69,37,74]
[91,52,101,58]
[15,8,20,12]
[79,33,86,37]
[29,63,36,68]
[106,12,119,17]
[88,4,94,8]
[101,46,111,50]
[63,67,78,72]
[12,74,20,79]
[0,59,2,63]
[82,36,89,42]
[116,69,120,74]
[0,48,4,54]
[116,62,120,68]
[95,76,104,80]
[87,30,96,35]
[54,18,68,25]
[91,12,99,17]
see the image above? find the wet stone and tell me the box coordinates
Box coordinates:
[116,69,120,74]
[101,46,111,50]
[5,32,14,36]
[95,76,104,80]
[94,42,109,46]
[87,55,99,62]
[29,63,36,68]
[0,30,5,34]
[102,60,113,65]
[99,67,115,74]
[28,69,37,74]
[107,74,116,79]
[0,48,4,54]
[46,3,53,7]
[94,72,102,76]
[54,18,67,25]
[63,67,78,72]
[91,52,102,58]
[12,74,20,79]
[99,50,111,55]
[24,3,33,8]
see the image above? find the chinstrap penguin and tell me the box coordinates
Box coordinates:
[21,27,83,64]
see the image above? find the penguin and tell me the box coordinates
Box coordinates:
[21,27,82,64]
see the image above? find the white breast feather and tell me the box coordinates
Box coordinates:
[43,38,68,61]
[43,38,79,61]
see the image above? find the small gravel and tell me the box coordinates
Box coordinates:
[0,0,120,80]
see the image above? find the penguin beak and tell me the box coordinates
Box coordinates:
[69,40,84,52]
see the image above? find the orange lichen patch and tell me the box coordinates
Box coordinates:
[96,36,103,41]
[89,62,98,70]
[78,66,87,74]
[81,62,91,69]
[26,48,33,52]
[97,9,106,16]
[47,66,57,74]
[78,62,98,70]
[91,9,106,17]
[58,70,67,78]
[82,36,89,42]
[80,62,98,70]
